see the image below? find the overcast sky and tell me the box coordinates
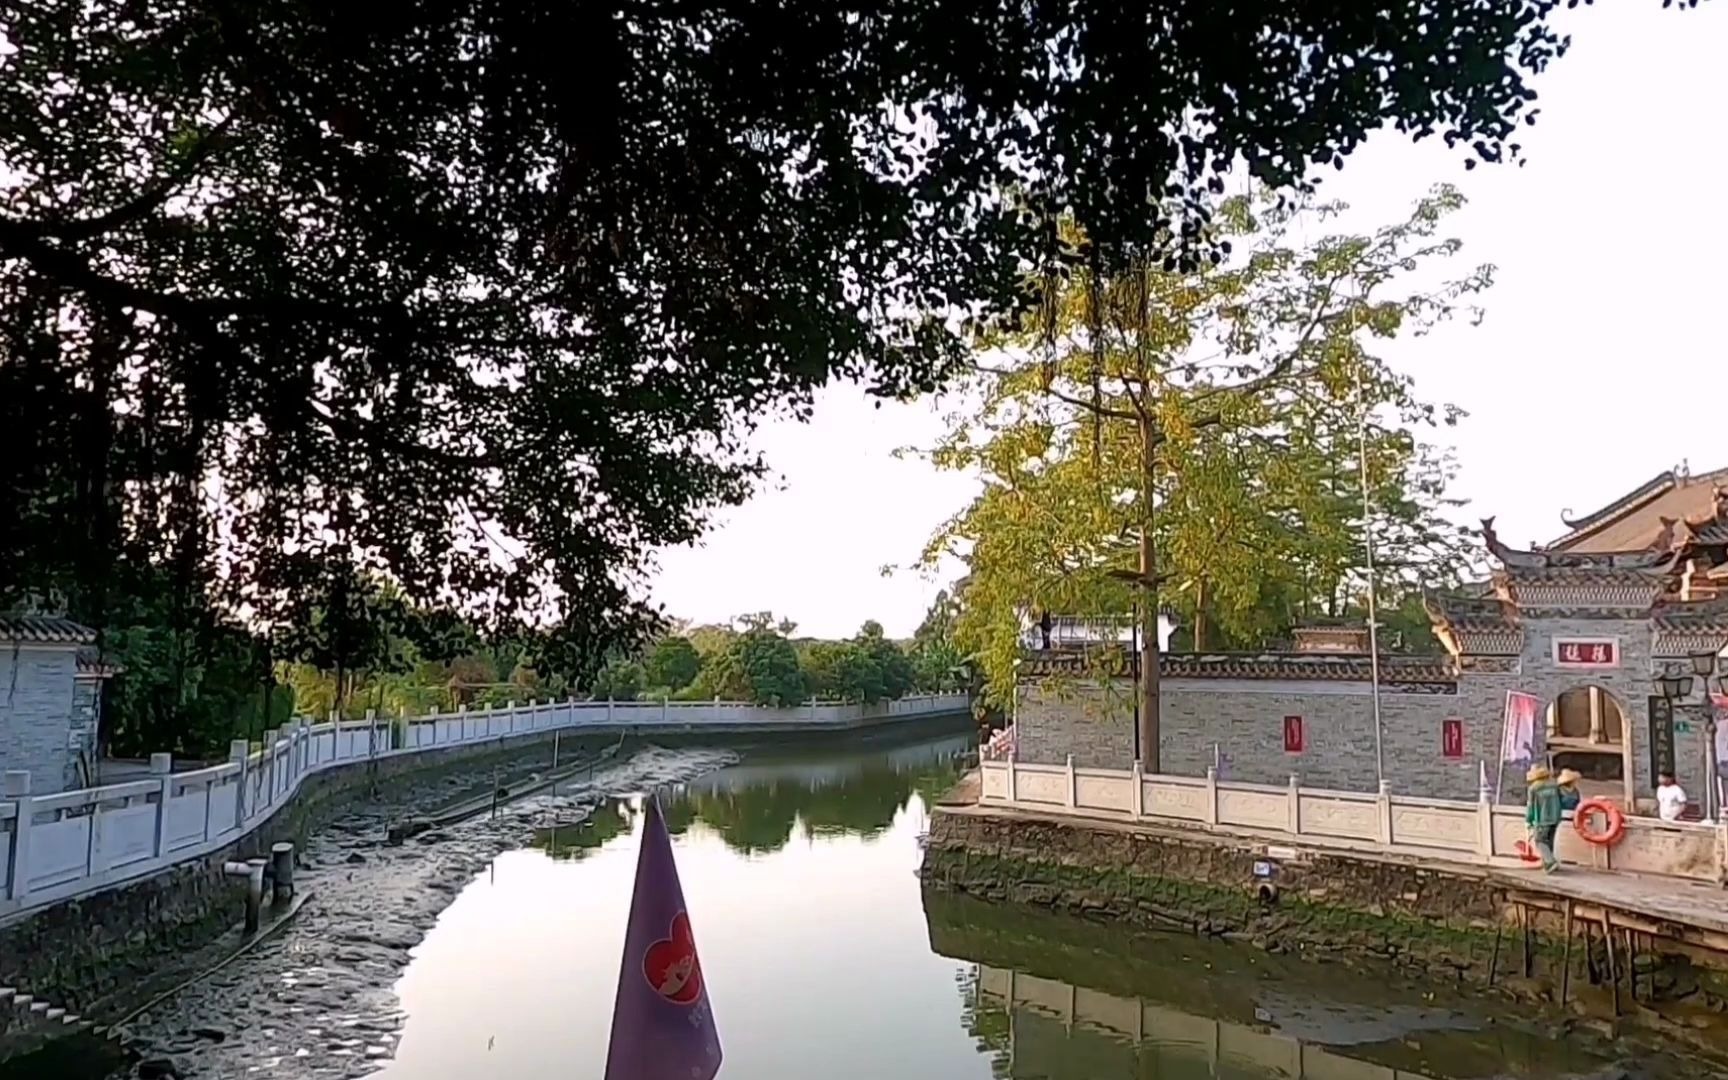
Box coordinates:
[651,2,1728,640]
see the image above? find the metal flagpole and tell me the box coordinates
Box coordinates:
[1357,372,1385,784]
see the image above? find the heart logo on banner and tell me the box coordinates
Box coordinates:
[643,911,704,1005]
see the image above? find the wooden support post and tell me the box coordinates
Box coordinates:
[1560,899,1574,1006]
[1603,914,1621,1016]
[1487,916,1503,987]
[1520,903,1533,978]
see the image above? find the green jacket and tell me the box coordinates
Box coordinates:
[1527,780,1562,827]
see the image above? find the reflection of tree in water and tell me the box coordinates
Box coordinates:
[532,799,633,861]
[530,739,965,858]
[674,755,962,854]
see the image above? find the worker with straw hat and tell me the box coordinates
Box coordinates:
[1556,768,1583,813]
[1525,764,1563,873]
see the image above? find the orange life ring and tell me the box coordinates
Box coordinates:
[1574,797,1626,846]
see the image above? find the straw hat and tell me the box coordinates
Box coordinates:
[1526,764,1552,782]
[1557,768,1582,785]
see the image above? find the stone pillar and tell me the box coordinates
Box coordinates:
[1376,779,1394,846]
[150,753,173,858]
[1204,766,1219,826]
[1589,687,1604,744]
[230,740,250,827]
[1287,774,1301,835]
[1064,755,1077,808]
[3,770,32,902]
[1130,761,1145,818]
[262,730,277,805]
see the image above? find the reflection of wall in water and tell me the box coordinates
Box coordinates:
[973,965,1435,1080]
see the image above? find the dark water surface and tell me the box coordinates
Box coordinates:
[372,732,1641,1080]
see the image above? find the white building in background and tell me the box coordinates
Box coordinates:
[0,616,116,794]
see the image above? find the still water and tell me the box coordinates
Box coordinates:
[371,731,1634,1080]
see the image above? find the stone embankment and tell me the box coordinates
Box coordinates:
[4,745,734,1079]
[922,802,1728,1067]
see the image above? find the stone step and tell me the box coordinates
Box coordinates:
[28,1000,48,1015]
[0,988,13,1004]
[11,995,32,1011]
[44,1007,64,1022]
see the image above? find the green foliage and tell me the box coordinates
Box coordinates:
[591,659,645,703]
[710,623,807,707]
[917,188,1490,707]
[2,0,1637,723]
[644,636,702,692]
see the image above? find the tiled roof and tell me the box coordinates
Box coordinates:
[1019,649,1455,685]
[1557,470,1677,533]
[1652,597,1728,633]
[1549,467,1728,553]
[75,647,121,677]
[1693,520,1728,545]
[0,615,97,644]
[1501,566,1671,589]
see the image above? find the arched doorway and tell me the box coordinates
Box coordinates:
[1545,686,1632,806]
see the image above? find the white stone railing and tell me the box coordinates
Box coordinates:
[978,756,1726,884]
[0,692,969,919]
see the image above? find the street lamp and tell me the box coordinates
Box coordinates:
[1675,652,1726,821]
[1656,666,1694,700]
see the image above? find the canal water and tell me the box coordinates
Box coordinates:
[372,731,1649,1080]
[11,729,1703,1079]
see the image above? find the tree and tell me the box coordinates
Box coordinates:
[707,618,807,706]
[918,188,1490,767]
[591,659,645,702]
[644,635,702,693]
[911,591,967,692]
[3,0,1638,670]
[855,621,916,702]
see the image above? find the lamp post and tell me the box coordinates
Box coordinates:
[1688,650,1727,821]
[1659,652,1727,821]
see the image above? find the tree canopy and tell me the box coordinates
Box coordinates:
[1,0,1647,664]
[917,187,1491,744]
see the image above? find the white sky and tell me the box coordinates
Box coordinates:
[651,3,1728,640]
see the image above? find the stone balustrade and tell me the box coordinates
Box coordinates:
[979,756,1726,883]
[0,692,969,919]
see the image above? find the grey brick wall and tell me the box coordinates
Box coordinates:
[1511,617,1693,809]
[1017,617,1700,807]
[1016,676,1481,800]
[0,645,78,794]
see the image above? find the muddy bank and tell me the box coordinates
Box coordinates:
[81,746,734,1080]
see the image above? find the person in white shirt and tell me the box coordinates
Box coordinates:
[1656,772,1688,822]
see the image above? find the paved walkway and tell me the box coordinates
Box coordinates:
[1487,862,1728,936]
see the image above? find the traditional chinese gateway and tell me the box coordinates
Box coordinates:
[1011,466,1728,814]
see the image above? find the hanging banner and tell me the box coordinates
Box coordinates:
[1500,692,1540,763]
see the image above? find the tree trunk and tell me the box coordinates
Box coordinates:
[1194,578,1209,653]
[1137,413,1160,773]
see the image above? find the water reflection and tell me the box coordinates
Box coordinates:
[925,892,1610,1080]
[533,733,970,858]
[375,730,1638,1080]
